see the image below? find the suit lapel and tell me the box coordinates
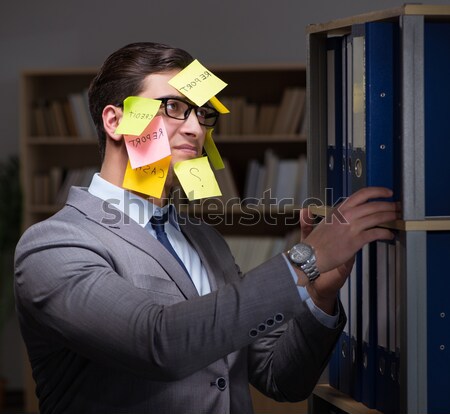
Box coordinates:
[66,187,199,299]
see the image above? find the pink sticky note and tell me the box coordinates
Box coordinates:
[124,116,171,169]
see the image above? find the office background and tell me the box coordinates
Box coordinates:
[1,0,448,398]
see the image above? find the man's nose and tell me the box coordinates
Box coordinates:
[182,108,204,134]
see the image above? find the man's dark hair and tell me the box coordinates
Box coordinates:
[88,42,194,161]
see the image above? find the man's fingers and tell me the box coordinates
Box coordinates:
[363,227,395,244]
[339,187,393,209]
[355,211,399,231]
[343,200,399,223]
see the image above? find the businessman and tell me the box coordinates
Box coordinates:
[14,42,398,414]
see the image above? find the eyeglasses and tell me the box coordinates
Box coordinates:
[157,97,219,127]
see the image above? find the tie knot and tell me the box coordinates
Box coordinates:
[150,212,169,233]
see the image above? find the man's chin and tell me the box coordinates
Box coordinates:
[171,154,200,165]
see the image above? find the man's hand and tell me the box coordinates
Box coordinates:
[296,187,399,314]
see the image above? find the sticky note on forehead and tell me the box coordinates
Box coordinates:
[115,96,161,136]
[168,60,227,106]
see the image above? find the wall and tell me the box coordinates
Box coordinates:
[1,0,449,391]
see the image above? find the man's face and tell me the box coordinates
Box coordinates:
[138,70,207,168]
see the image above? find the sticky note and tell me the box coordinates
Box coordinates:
[124,116,171,169]
[168,60,227,106]
[122,156,172,198]
[115,96,161,136]
[209,96,230,114]
[174,156,222,201]
[203,129,224,170]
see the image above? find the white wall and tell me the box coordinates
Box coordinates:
[1,0,449,390]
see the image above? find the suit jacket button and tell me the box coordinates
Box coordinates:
[215,377,227,391]
[275,313,284,323]
[249,328,258,337]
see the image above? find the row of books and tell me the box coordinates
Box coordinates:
[224,229,299,273]
[243,149,307,206]
[31,89,97,140]
[215,87,306,135]
[212,152,307,206]
[33,167,97,205]
[31,86,306,140]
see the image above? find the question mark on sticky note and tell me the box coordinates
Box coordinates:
[189,167,203,187]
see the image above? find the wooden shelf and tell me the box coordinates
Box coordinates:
[214,133,306,143]
[308,205,450,231]
[306,4,450,35]
[311,385,382,414]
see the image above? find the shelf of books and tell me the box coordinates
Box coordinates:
[20,64,308,413]
[306,5,450,414]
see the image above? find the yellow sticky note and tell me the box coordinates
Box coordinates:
[174,156,222,201]
[115,96,161,136]
[204,129,224,170]
[168,60,227,106]
[122,156,171,198]
[209,96,230,114]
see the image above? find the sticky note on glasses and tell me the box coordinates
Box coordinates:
[124,116,171,169]
[209,96,230,114]
[115,96,161,136]
[203,129,224,170]
[174,156,222,201]
[168,60,227,107]
[122,156,172,198]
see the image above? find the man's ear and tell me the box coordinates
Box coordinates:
[102,105,123,141]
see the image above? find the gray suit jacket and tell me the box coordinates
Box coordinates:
[14,187,345,414]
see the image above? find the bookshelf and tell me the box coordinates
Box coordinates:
[19,64,308,412]
[306,5,450,414]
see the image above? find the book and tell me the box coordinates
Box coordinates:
[49,100,69,137]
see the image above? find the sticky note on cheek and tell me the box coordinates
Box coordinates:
[203,129,224,170]
[115,96,161,136]
[122,156,172,198]
[168,60,227,106]
[174,156,222,201]
[124,116,171,169]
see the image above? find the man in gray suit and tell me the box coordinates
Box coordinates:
[14,42,398,414]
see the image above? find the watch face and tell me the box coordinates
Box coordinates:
[290,243,312,264]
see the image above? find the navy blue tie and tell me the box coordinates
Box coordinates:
[150,213,190,276]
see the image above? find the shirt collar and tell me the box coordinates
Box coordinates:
[88,173,180,230]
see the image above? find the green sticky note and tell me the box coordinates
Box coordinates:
[174,156,222,201]
[115,96,161,136]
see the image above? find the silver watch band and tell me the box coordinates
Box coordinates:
[301,259,320,281]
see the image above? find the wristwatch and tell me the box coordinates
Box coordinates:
[287,243,321,282]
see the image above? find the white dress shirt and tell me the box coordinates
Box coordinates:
[88,173,211,295]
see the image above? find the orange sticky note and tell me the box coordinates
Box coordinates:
[115,96,161,136]
[203,129,224,170]
[124,116,171,169]
[174,156,222,201]
[168,60,227,106]
[122,156,172,198]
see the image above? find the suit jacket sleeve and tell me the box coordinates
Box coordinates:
[247,297,345,402]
